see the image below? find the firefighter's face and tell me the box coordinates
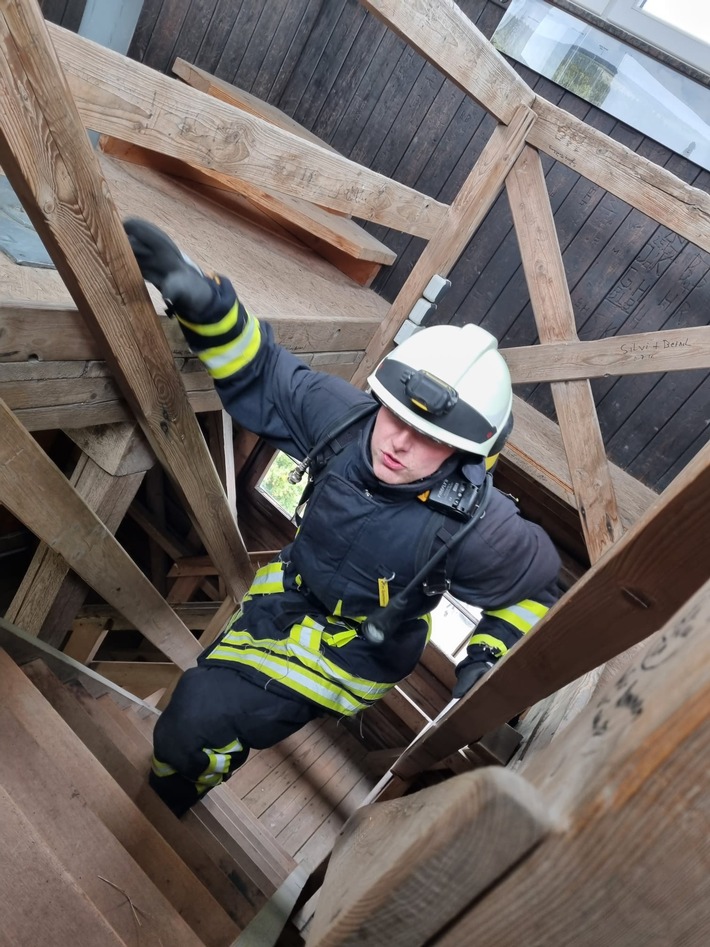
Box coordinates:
[371,406,455,484]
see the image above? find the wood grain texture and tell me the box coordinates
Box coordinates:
[0,783,127,947]
[529,96,710,255]
[359,0,534,124]
[47,22,447,238]
[390,438,710,779]
[436,578,710,946]
[502,325,710,382]
[0,647,235,947]
[508,145,622,562]
[0,705,205,947]
[306,768,551,947]
[0,3,253,600]
[0,399,200,668]
[351,104,536,385]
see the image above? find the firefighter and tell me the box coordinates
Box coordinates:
[124,219,561,816]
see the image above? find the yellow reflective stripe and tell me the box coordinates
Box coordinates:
[217,628,392,700]
[208,643,379,714]
[322,628,357,647]
[176,302,239,336]
[151,755,176,778]
[485,452,499,471]
[468,633,508,657]
[248,561,285,595]
[195,737,244,793]
[201,313,262,379]
[483,599,549,634]
[291,616,322,651]
[423,612,433,644]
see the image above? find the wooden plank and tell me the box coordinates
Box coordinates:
[351,104,536,385]
[505,394,656,530]
[436,579,710,946]
[528,97,710,256]
[388,438,710,779]
[0,4,253,602]
[74,602,223,631]
[502,325,710,383]
[172,58,341,154]
[22,659,259,931]
[305,768,551,947]
[0,401,199,668]
[208,409,238,521]
[6,425,149,647]
[0,784,126,947]
[99,136,397,268]
[90,661,181,699]
[0,300,382,359]
[64,421,155,475]
[507,145,622,562]
[358,0,534,124]
[0,647,237,947]
[0,705,205,947]
[63,619,109,664]
[46,22,448,238]
[198,789,299,897]
[0,613,162,711]
[0,400,200,668]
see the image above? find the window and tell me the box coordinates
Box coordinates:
[257,451,304,520]
[493,0,710,170]
[571,0,710,72]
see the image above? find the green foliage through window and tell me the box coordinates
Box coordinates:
[258,452,304,518]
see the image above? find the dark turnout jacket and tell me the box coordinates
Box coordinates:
[177,279,560,716]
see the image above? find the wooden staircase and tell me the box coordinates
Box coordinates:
[0,645,301,946]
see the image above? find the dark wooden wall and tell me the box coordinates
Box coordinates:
[40,0,710,492]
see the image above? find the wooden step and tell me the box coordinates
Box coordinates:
[0,704,203,947]
[22,658,264,930]
[0,783,127,947]
[0,649,237,947]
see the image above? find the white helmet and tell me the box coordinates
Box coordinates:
[368,324,513,456]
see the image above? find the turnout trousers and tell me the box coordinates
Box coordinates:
[150,664,322,816]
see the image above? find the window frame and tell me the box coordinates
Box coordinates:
[570,0,710,73]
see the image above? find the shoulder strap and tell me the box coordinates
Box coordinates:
[292,400,378,521]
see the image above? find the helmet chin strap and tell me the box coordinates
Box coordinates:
[360,473,493,645]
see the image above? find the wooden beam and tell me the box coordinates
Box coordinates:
[306,768,551,947]
[0,3,255,600]
[99,136,396,270]
[0,614,162,711]
[502,325,710,383]
[6,426,150,648]
[46,23,447,239]
[351,105,536,386]
[74,602,223,632]
[0,301,382,360]
[528,97,710,256]
[172,59,341,154]
[90,661,180,699]
[207,410,238,521]
[436,580,710,945]
[505,395,655,530]
[507,145,622,562]
[358,0,534,124]
[389,437,710,779]
[0,399,199,669]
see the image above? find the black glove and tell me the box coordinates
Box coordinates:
[124,218,215,321]
[452,659,495,698]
